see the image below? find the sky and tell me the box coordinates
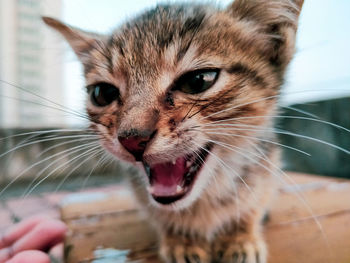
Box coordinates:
[59,0,350,116]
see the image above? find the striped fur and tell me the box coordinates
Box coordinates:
[44,1,303,262]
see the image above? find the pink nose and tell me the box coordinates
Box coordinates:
[118,132,153,161]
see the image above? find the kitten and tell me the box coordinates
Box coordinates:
[43,0,303,262]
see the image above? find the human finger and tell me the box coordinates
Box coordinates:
[5,250,50,263]
[0,216,49,249]
[11,219,66,254]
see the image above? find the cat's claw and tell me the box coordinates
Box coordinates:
[213,236,267,263]
[159,237,211,263]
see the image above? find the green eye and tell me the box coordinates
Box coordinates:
[87,82,120,107]
[175,69,220,94]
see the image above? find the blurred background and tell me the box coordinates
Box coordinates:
[0,0,349,196]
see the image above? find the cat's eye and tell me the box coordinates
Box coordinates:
[175,69,220,94]
[87,82,120,107]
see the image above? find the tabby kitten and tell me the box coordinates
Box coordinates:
[43,0,303,262]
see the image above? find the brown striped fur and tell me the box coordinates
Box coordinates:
[44,1,303,262]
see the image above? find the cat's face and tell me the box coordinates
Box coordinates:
[44,0,302,210]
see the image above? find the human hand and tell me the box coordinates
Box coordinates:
[0,216,67,263]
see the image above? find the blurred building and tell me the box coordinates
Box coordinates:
[0,0,64,128]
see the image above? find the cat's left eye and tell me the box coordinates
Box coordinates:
[87,82,120,107]
[174,69,220,94]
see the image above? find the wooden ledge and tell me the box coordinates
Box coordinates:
[61,173,350,263]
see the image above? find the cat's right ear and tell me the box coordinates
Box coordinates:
[227,0,304,71]
[42,17,101,62]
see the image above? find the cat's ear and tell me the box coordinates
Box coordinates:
[227,0,304,69]
[42,17,102,62]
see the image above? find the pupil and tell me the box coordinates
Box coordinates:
[194,74,203,86]
[174,69,219,95]
[89,83,119,106]
[194,74,205,91]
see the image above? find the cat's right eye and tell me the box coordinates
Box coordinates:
[87,82,120,107]
[174,69,220,95]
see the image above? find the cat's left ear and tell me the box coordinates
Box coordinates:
[227,0,304,70]
[42,17,103,63]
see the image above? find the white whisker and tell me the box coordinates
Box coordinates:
[54,149,105,192]
[20,142,101,197]
[0,141,100,197]
[0,128,93,142]
[0,134,101,159]
[0,79,89,120]
[203,115,350,134]
[36,136,99,158]
[196,129,310,156]
[1,94,89,120]
[281,105,320,119]
[200,126,350,155]
[199,88,350,121]
[192,141,258,203]
[81,153,110,190]
[23,144,102,197]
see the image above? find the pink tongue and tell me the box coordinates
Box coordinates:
[150,157,186,196]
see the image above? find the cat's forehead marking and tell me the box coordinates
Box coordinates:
[163,43,199,72]
[104,4,211,90]
[157,43,199,94]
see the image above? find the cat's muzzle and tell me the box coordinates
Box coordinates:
[142,143,213,205]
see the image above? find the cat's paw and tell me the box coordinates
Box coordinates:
[159,236,211,263]
[213,235,267,263]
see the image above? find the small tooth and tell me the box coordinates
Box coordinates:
[172,159,176,165]
[176,185,183,193]
[147,186,154,194]
[186,161,191,168]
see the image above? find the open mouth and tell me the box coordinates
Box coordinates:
[143,143,213,205]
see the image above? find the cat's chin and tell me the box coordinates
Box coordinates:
[142,143,213,207]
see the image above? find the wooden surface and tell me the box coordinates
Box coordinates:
[60,173,350,263]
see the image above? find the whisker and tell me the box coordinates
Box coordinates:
[0,79,88,119]
[81,153,110,190]
[199,88,350,121]
[192,141,258,202]
[194,129,310,156]
[0,141,100,197]
[200,94,279,121]
[22,142,101,194]
[247,140,269,160]
[281,105,320,119]
[202,115,350,134]
[0,128,93,142]
[54,149,105,192]
[0,134,101,159]
[36,136,99,158]
[185,141,241,224]
[199,126,350,155]
[23,144,102,197]
[1,94,89,121]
